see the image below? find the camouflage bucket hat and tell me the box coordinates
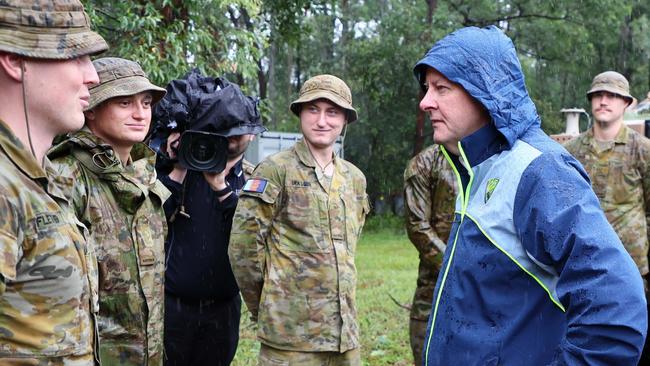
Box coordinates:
[587,71,636,105]
[290,74,358,123]
[87,57,166,111]
[0,0,108,60]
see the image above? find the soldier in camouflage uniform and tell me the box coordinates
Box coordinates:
[403,144,456,366]
[48,57,169,365]
[564,70,650,362]
[564,72,650,275]
[0,1,107,364]
[230,74,370,366]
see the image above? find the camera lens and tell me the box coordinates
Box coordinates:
[177,131,228,172]
[190,136,217,162]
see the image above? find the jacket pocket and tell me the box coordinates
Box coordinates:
[607,160,641,204]
[278,186,330,253]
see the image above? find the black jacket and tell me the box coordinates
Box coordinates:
[160,161,245,301]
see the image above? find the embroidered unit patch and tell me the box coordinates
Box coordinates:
[243,178,268,193]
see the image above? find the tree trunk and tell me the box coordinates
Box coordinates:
[267,36,277,127]
[340,0,350,74]
[238,8,268,99]
[413,0,437,156]
[413,90,427,157]
[426,0,437,24]
[324,1,335,67]
[159,0,189,59]
[617,15,632,80]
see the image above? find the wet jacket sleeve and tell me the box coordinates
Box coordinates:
[514,152,647,365]
[228,162,282,322]
[403,155,447,263]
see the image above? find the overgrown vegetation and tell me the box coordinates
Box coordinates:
[363,213,406,234]
[81,0,650,202]
[232,226,419,365]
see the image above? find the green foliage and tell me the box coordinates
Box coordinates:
[83,0,650,201]
[79,1,650,362]
[342,0,432,198]
[82,0,265,86]
[363,213,406,234]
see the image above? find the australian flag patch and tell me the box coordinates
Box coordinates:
[243,178,268,193]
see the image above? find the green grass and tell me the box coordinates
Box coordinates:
[231,224,419,366]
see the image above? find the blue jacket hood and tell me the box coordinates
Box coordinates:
[414,25,541,147]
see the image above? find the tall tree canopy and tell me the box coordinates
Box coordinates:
[83,0,650,202]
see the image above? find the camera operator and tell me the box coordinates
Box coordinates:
[152,70,265,365]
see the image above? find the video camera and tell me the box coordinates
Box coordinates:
[151,70,265,174]
[176,131,228,172]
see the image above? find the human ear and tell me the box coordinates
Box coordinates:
[84,110,96,121]
[0,53,25,82]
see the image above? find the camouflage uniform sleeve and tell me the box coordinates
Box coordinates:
[403,153,446,264]
[640,139,650,253]
[229,160,282,322]
[0,196,20,294]
[50,156,91,225]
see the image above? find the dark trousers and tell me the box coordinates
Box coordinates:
[164,293,241,366]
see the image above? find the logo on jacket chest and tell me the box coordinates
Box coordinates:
[485,178,500,203]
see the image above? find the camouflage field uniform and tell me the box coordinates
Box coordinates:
[229,138,370,353]
[0,120,99,365]
[403,144,456,365]
[564,125,650,275]
[242,158,256,178]
[49,129,169,365]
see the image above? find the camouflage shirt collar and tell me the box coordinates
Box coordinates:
[0,118,47,180]
[584,123,629,145]
[295,138,317,168]
[126,143,161,188]
[615,124,631,144]
[66,128,168,211]
[69,128,159,188]
[73,127,157,168]
[294,138,347,173]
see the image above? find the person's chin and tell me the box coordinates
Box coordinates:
[132,133,148,143]
[594,115,615,125]
[309,138,333,148]
[227,149,244,159]
[432,132,447,145]
[66,117,85,133]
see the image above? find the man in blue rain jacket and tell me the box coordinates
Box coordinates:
[415,26,647,366]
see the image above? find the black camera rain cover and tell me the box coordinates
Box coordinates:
[151,69,260,146]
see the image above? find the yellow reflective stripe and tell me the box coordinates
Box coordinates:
[424,212,463,365]
[456,141,474,213]
[465,212,566,312]
[425,143,474,365]
[441,146,464,207]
